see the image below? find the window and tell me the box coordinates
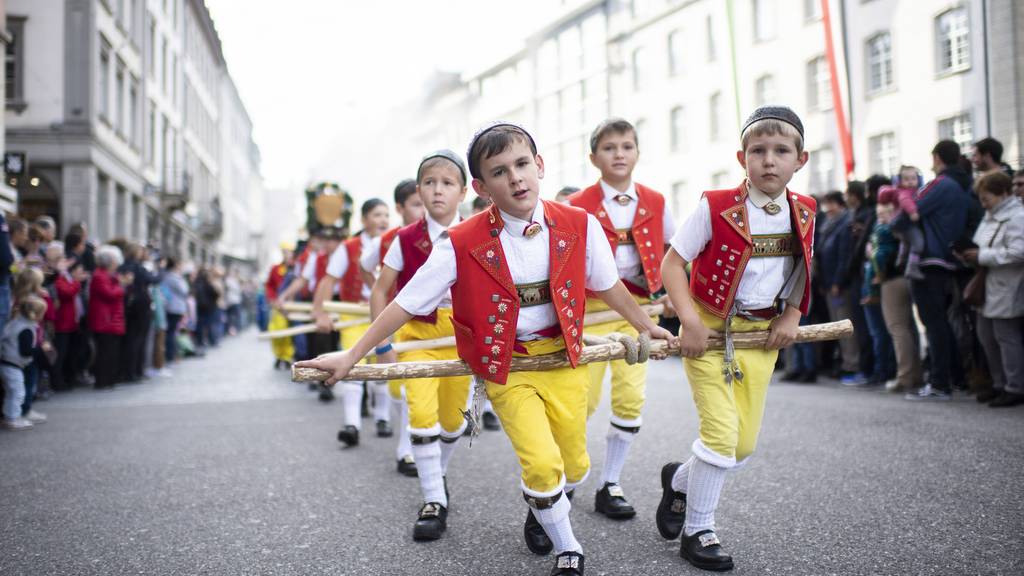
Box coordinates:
[148,16,156,71]
[808,146,835,195]
[755,74,775,107]
[868,132,898,178]
[936,7,969,74]
[706,15,716,62]
[161,37,167,94]
[115,59,126,136]
[709,92,721,141]
[805,0,822,21]
[5,16,26,110]
[99,38,111,122]
[866,32,893,94]
[170,54,177,103]
[97,174,110,241]
[631,46,647,91]
[123,0,134,36]
[668,29,685,76]
[806,56,832,111]
[147,100,156,166]
[752,0,776,41]
[115,185,127,237]
[671,181,687,218]
[670,106,686,152]
[129,76,139,146]
[938,112,972,152]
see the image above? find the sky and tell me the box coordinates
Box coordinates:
[205,0,546,193]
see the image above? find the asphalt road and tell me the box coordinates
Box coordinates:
[1,331,1022,576]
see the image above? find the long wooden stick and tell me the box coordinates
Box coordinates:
[293,320,853,382]
[258,318,368,341]
[584,303,664,326]
[280,301,370,316]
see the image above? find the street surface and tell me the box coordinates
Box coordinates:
[1,331,1022,575]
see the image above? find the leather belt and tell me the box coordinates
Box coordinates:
[739,306,779,320]
[750,233,797,258]
[516,280,552,308]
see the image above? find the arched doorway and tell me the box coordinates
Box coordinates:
[15,168,61,228]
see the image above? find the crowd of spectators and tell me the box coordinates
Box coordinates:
[0,218,260,430]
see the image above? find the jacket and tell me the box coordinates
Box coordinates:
[817,210,851,289]
[1,315,36,368]
[53,273,82,333]
[916,168,970,269]
[88,268,126,335]
[974,195,1024,319]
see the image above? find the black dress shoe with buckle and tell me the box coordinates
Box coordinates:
[397,455,418,477]
[376,419,393,437]
[482,411,501,431]
[337,425,359,447]
[594,482,636,519]
[656,462,687,539]
[524,508,553,555]
[680,530,734,571]
[412,502,447,541]
[550,551,584,575]
[318,385,335,402]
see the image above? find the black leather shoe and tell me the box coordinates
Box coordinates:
[656,462,687,539]
[376,419,393,437]
[594,482,636,519]
[318,385,335,402]
[524,508,553,555]
[550,551,584,575]
[397,455,418,477]
[680,530,734,571]
[989,391,1024,407]
[780,371,802,382]
[482,411,501,430]
[412,502,447,541]
[337,425,359,447]
[976,389,999,403]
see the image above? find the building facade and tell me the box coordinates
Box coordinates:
[4,0,265,271]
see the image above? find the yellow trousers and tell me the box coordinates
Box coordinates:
[584,296,651,427]
[682,307,777,468]
[394,309,471,437]
[339,314,372,366]
[486,337,590,497]
[268,310,293,361]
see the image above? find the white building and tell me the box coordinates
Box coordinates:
[3,0,266,271]
[0,0,17,212]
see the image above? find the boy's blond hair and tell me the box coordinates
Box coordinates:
[740,118,804,153]
[17,296,47,322]
[13,267,44,301]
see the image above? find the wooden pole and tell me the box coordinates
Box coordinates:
[258,318,368,341]
[293,320,853,382]
[280,301,370,316]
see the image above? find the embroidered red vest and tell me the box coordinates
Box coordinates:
[378,226,400,302]
[689,183,815,319]
[569,182,666,295]
[338,237,364,303]
[396,218,438,324]
[448,201,588,385]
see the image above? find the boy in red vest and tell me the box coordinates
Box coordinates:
[365,151,470,533]
[568,118,675,520]
[312,199,391,444]
[657,106,815,571]
[298,123,676,576]
[359,179,425,476]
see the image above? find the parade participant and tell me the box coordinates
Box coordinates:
[265,242,296,370]
[297,123,676,575]
[363,151,470,525]
[359,178,425,475]
[469,193,501,431]
[656,106,814,571]
[312,198,391,445]
[568,118,675,520]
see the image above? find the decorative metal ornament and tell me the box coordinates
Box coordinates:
[613,194,632,206]
[764,202,782,215]
[523,222,542,238]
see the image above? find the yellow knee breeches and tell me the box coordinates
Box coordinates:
[395,309,471,437]
[683,307,777,467]
[268,310,293,361]
[584,297,651,426]
[485,337,590,496]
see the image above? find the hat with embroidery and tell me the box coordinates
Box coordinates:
[417,149,467,185]
[741,105,804,140]
[466,121,538,180]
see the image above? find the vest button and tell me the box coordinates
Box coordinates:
[484,336,493,344]
[481,356,490,364]
[491,294,500,302]
[488,315,496,323]
[565,280,573,288]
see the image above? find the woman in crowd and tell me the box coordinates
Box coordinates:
[162,257,189,364]
[89,246,132,389]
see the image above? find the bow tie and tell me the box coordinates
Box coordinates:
[523,222,543,239]
[613,194,633,206]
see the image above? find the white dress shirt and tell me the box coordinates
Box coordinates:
[359,236,382,274]
[326,232,373,300]
[395,202,620,339]
[670,183,805,310]
[383,213,458,308]
[598,180,676,286]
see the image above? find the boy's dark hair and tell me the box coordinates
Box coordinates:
[68,223,86,236]
[471,196,491,211]
[823,190,846,207]
[393,179,417,206]
[974,171,1012,196]
[845,181,866,204]
[64,231,83,251]
[467,124,537,180]
[974,137,1003,163]
[932,140,961,167]
[589,118,637,153]
[361,198,387,218]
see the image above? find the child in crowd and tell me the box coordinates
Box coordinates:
[2,297,48,430]
[877,165,924,280]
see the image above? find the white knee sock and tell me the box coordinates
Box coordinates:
[600,426,635,485]
[671,456,695,493]
[440,438,458,473]
[532,494,582,554]
[395,398,412,460]
[372,381,390,422]
[412,440,447,507]
[342,383,363,429]
[684,458,728,535]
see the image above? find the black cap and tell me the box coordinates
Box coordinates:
[466,121,538,179]
[417,149,467,184]
[741,105,804,139]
